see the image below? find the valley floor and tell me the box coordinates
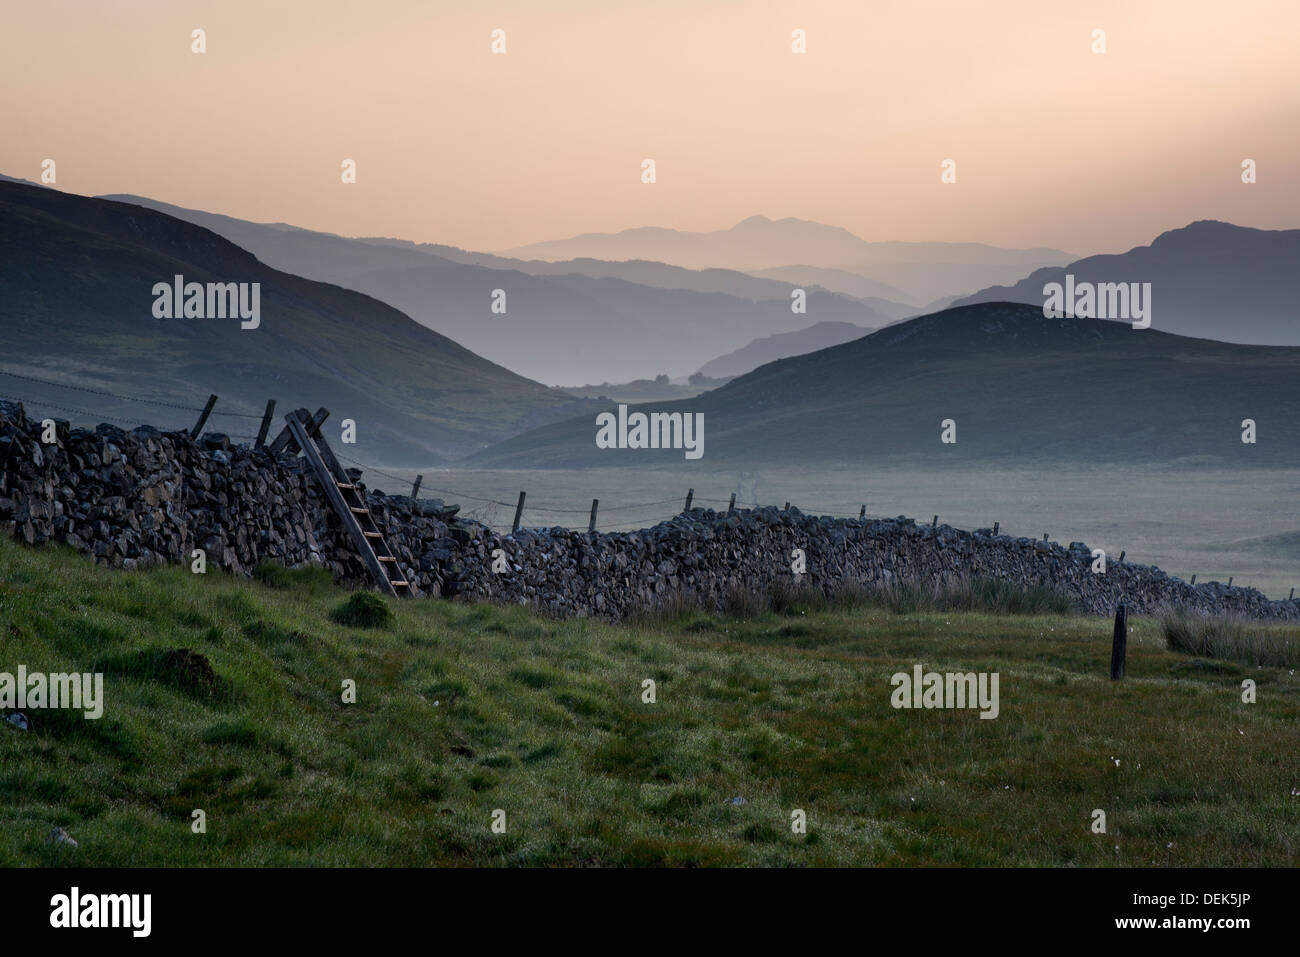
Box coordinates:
[1,538,1297,866]
[376,464,1300,598]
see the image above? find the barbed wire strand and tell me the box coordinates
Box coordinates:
[5,381,982,534]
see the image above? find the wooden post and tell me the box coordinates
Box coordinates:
[410,474,423,500]
[1228,577,1233,587]
[684,488,694,512]
[932,514,938,529]
[993,521,999,535]
[1190,574,1197,585]
[588,498,599,533]
[1043,533,1049,542]
[1118,550,1125,563]
[190,394,218,439]
[269,407,329,456]
[255,399,276,448]
[1290,587,1295,601]
[859,505,865,520]
[1110,604,1128,680]
[511,492,525,534]
[784,501,790,511]
[727,492,736,514]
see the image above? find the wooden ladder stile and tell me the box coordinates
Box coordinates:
[284,409,409,598]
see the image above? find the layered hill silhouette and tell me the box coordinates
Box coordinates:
[466,302,1300,468]
[100,195,900,384]
[695,321,873,379]
[0,180,592,464]
[955,222,1300,344]
[500,216,1074,303]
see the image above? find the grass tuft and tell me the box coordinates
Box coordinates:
[329,591,393,629]
[1161,607,1300,668]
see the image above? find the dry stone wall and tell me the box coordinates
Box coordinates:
[2,400,1295,621]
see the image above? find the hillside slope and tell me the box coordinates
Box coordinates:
[696,321,873,379]
[0,180,587,464]
[466,302,1300,468]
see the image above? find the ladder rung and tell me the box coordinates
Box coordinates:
[378,555,396,562]
[337,482,357,489]
[363,531,382,539]
[349,506,370,514]
[389,580,410,587]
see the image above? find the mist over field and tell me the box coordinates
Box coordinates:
[348,464,1300,600]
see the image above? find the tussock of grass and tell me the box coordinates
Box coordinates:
[329,592,393,629]
[1161,607,1300,668]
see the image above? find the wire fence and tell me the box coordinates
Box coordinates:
[5,370,1294,596]
[0,370,907,534]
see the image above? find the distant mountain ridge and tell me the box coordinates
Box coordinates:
[99,195,903,383]
[954,221,1300,344]
[466,301,1300,468]
[499,215,1075,303]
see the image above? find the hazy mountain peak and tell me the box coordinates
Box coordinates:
[499,218,1074,302]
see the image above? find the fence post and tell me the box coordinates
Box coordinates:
[1290,587,1295,601]
[993,521,999,535]
[1118,550,1125,563]
[1190,574,1196,585]
[784,501,790,511]
[190,394,218,439]
[1228,577,1233,587]
[684,488,694,512]
[1043,533,1049,542]
[932,514,938,529]
[410,474,423,500]
[511,492,525,534]
[727,493,736,514]
[1110,604,1127,680]
[588,498,599,533]
[859,505,865,520]
[255,399,276,448]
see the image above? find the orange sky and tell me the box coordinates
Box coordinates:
[2,0,1296,256]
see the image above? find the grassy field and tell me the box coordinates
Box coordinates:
[1,537,1297,867]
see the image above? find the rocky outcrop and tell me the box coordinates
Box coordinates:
[2,400,1295,621]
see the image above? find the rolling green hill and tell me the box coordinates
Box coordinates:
[0,180,590,465]
[465,302,1300,468]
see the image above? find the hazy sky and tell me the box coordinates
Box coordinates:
[3,0,1296,256]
